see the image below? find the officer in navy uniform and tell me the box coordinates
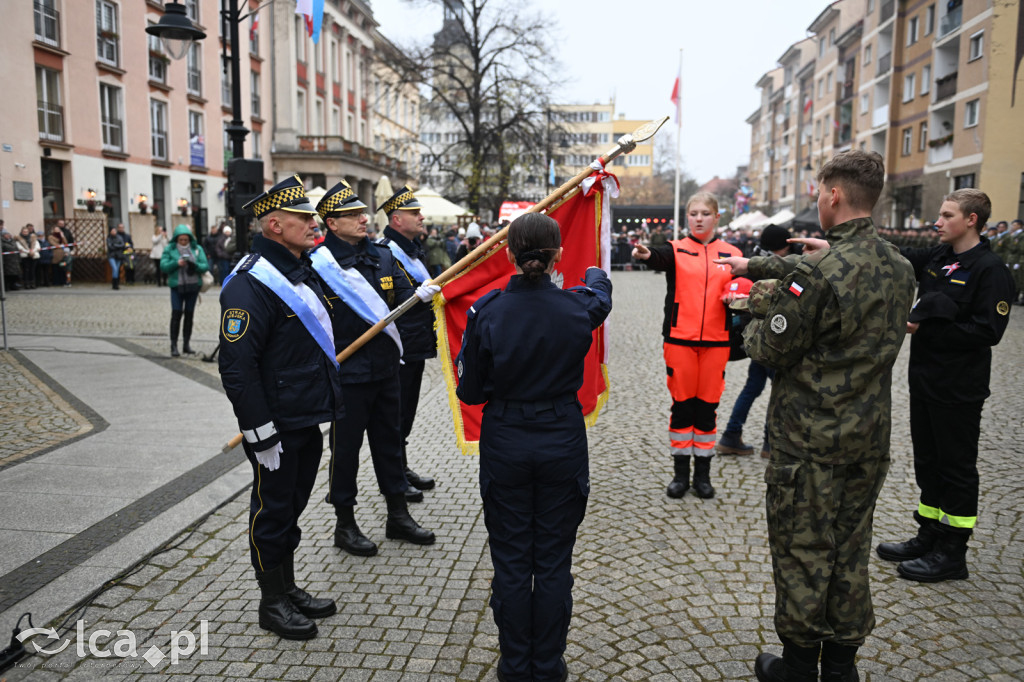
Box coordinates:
[456,213,613,682]
[377,186,438,497]
[311,181,437,556]
[218,176,342,640]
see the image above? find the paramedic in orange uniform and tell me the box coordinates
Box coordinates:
[633,191,744,500]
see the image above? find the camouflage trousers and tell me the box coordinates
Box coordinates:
[764,449,889,647]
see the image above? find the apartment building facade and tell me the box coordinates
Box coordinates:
[748,0,1024,225]
[2,0,274,246]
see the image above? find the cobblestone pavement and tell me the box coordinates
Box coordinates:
[2,275,1023,680]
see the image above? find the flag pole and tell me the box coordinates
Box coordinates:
[672,49,682,240]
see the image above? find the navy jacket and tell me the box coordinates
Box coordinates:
[456,269,612,405]
[313,231,414,384]
[378,227,438,361]
[218,234,345,450]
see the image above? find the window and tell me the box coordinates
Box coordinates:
[925,5,935,35]
[860,93,870,114]
[249,15,259,55]
[148,24,167,83]
[332,106,340,134]
[252,130,261,159]
[954,173,976,189]
[868,0,875,12]
[901,127,912,155]
[814,119,821,140]
[188,110,204,165]
[295,17,305,62]
[907,16,919,45]
[330,41,338,83]
[817,79,823,98]
[150,99,168,160]
[184,0,198,23]
[187,43,202,96]
[99,82,123,151]
[296,90,306,134]
[921,65,931,95]
[903,73,916,102]
[827,72,833,93]
[36,66,63,142]
[829,28,836,46]
[315,98,323,135]
[969,31,983,61]
[863,44,872,65]
[95,0,119,66]
[819,38,825,58]
[964,98,979,127]
[251,72,261,118]
[918,122,928,151]
[34,0,60,47]
[220,56,232,106]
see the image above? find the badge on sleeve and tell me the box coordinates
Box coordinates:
[770,314,788,334]
[997,301,1010,316]
[222,308,250,342]
[457,360,464,378]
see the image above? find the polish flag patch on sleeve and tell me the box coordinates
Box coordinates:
[788,281,804,297]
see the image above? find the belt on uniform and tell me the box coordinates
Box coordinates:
[487,393,579,419]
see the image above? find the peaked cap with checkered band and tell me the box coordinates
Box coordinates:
[380,185,423,217]
[242,175,317,218]
[316,180,368,219]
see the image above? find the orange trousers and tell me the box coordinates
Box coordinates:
[663,344,730,457]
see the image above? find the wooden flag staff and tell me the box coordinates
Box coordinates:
[223,116,669,451]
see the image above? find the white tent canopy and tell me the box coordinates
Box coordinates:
[729,210,769,229]
[766,208,795,226]
[414,187,470,225]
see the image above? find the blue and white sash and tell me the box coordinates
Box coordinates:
[245,257,339,370]
[384,240,431,283]
[309,247,403,356]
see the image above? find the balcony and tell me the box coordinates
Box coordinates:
[33,2,60,48]
[872,104,889,128]
[939,6,962,38]
[879,0,894,23]
[876,52,892,77]
[287,135,408,174]
[935,72,958,102]
[928,139,954,165]
[37,99,64,142]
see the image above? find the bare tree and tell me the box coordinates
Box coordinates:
[380,0,558,218]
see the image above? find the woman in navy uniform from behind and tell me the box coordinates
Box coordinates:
[456,213,612,682]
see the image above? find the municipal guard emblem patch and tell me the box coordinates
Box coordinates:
[222,308,250,342]
[380,276,393,290]
[770,314,788,334]
[997,301,1010,316]
[457,360,463,378]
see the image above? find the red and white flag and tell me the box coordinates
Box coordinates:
[670,77,681,123]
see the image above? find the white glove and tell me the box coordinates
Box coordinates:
[415,282,441,303]
[254,442,282,471]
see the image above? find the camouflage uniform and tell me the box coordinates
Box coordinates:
[744,217,916,647]
[1009,228,1024,300]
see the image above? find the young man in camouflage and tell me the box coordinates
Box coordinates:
[717,150,916,682]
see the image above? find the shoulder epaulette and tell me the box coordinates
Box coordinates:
[237,253,260,273]
[467,289,501,319]
[795,248,828,275]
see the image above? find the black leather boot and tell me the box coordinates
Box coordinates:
[820,642,859,682]
[754,640,820,682]
[334,506,378,556]
[282,553,336,619]
[384,494,435,545]
[254,564,318,640]
[666,455,690,498]
[877,512,940,562]
[402,444,435,490]
[717,430,754,455]
[692,455,715,499]
[897,529,970,582]
[169,310,182,357]
[182,311,195,354]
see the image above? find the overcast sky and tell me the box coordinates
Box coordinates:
[369,0,833,184]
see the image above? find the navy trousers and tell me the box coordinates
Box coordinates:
[398,359,426,450]
[480,398,589,682]
[724,359,774,437]
[244,425,323,571]
[325,376,409,507]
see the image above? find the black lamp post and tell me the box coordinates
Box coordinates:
[147,1,253,246]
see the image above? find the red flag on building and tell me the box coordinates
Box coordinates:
[436,173,615,453]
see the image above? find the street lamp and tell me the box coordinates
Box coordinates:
[147,1,257,247]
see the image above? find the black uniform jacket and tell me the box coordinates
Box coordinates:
[456,269,613,405]
[314,231,414,384]
[901,237,1014,403]
[219,234,345,450]
[378,227,437,361]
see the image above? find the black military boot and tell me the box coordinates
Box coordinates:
[169,310,182,357]
[334,505,378,557]
[182,311,195,354]
[820,642,859,682]
[254,564,318,640]
[404,485,424,503]
[282,553,336,619]
[717,430,754,455]
[402,445,436,490]
[897,529,970,582]
[666,455,690,498]
[384,494,435,545]
[877,512,940,562]
[692,455,715,499]
[754,639,820,682]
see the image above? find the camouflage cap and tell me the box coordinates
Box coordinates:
[748,278,780,318]
[316,180,367,220]
[242,175,317,218]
